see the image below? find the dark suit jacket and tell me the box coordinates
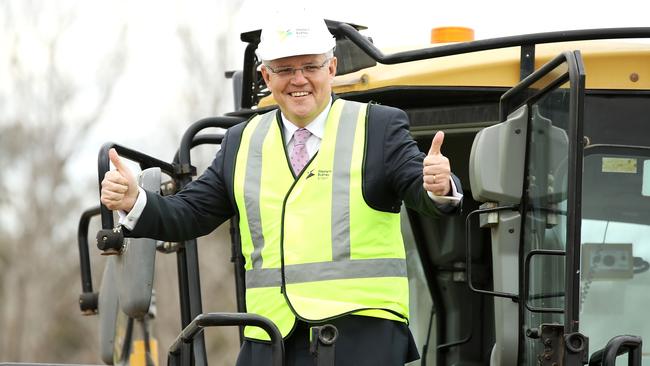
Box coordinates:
[128,101,463,365]
[129,101,462,240]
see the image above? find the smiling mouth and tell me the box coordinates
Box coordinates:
[290,91,311,97]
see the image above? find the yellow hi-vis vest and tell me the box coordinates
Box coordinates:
[233,99,409,340]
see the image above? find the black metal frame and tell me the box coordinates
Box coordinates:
[563,51,586,336]
[77,206,101,314]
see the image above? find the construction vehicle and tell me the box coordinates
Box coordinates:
[229,23,650,365]
[74,23,650,366]
[3,22,649,366]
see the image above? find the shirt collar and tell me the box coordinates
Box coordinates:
[281,96,332,145]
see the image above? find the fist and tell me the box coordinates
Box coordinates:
[100,148,138,212]
[423,131,451,196]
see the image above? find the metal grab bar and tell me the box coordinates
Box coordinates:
[589,335,642,366]
[168,313,285,366]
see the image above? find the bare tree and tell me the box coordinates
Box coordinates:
[0,1,126,361]
[0,0,251,363]
[176,3,240,122]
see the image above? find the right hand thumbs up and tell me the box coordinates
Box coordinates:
[100,148,138,212]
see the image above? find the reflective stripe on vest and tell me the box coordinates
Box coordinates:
[234,100,408,340]
[245,257,407,288]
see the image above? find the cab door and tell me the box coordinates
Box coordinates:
[470,51,588,365]
[505,50,586,366]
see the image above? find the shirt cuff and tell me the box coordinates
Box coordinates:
[117,187,147,230]
[427,176,463,206]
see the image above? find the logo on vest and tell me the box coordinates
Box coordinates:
[304,169,331,180]
[316,169,331,180]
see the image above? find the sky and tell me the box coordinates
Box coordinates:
[233,0,650,55]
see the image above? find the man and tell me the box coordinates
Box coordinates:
[101,13,462,366]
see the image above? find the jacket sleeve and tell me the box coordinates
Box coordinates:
[127,126,241,241]
[366,104,463,217]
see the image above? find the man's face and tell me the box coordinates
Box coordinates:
[261,54,337,127]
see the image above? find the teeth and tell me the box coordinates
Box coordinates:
[291,91,309,97]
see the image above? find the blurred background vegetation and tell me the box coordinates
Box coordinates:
[0,0,245,364]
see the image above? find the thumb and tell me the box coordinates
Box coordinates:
[109,148,129,175]
[428,131,445,156]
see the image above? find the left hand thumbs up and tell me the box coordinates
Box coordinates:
[423,131,451,196]
[429,130,444,156]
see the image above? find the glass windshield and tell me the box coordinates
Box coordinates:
[521,85,571,365]
[580,145,650,365]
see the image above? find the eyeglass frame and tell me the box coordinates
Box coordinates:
[263,58,331,78]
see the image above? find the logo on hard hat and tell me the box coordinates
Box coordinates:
[277,29,293,41]
[277,27,311,42]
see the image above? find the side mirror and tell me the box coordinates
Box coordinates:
[469,104,569,205]
[469,105,527,204]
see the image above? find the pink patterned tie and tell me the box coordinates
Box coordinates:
[290,128,311,174]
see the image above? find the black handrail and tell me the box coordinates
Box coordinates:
[173,133,223,170]
[589,335,642,366]
[176,116,244,182]
[499,51,573,120]
[330,25,650,65]
[168,313,284,366]
[465,204,520,300]
[77,206,101,315]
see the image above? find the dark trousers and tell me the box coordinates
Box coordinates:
[235,315,420,366]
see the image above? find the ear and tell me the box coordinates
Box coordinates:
[328,56,338,78]
[260,65,271,86]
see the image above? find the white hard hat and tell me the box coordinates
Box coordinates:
[256,11,335,61]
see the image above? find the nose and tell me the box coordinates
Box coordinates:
[290,69,309,84]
